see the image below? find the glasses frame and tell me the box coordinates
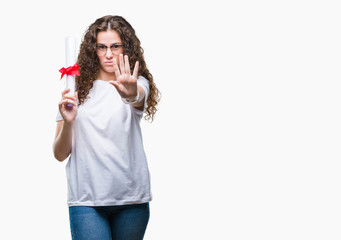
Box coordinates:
[96,43,124,56]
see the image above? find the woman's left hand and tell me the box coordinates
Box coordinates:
[109,54,139,100]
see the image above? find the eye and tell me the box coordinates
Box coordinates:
[111,44,121,49]
[97,45,107,50]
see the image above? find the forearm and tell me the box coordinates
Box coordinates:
[53,121,73,162]
[130,86,146,108]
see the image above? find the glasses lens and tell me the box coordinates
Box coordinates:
[96,44,123,56]
[96,45,106,56]
[110,44,123,54]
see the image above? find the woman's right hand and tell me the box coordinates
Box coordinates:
[59,89,78,123]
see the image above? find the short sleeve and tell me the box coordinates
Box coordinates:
[56,110,63,122]
[137,76,150,106]
[132,76,150,115]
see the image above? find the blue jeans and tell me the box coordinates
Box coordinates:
[69,203,150,240]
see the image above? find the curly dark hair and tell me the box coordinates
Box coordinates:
[76,15,160,121]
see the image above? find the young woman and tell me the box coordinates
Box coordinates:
[53,15,160,240]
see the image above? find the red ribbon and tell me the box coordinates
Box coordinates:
[59,63,80,79]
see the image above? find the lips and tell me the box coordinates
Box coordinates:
[104,61,113,65]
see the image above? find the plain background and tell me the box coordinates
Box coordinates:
[0,0,340,239]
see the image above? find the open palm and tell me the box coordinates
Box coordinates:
[109,54,139,100]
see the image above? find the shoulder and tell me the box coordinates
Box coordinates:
[138,75,148,83]
[137,76,149,91]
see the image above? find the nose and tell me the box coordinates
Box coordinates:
[105,48,114,58]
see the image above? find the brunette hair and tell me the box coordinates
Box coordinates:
[76,15,160,121]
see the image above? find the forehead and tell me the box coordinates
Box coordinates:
[96,30,122,44]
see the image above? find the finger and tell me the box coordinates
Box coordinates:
[109,80,119,89]
[119,54,125,74]
[62,88,77,101]
[61,98,77,107]
[113,58,121,79]
[63,94,77,101]
[124,55,131,75]
[63,98,77,105]
[108,80,117,87]
[109,80,124,96]
[132,61,139,79]
[62,88,70,96]
[75,91,79,104]
[59,99,71,111]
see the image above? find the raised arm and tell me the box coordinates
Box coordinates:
[109,54,146,110]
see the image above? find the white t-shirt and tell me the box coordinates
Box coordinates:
[56,76,152,206]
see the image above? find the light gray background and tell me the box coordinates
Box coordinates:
[0,0,340,239]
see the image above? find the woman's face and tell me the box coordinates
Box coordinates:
[96,29,124,76]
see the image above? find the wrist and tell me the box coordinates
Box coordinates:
[63,119,75,126]
[122,88,140,104]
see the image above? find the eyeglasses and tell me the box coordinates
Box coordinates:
[96,43,124,56]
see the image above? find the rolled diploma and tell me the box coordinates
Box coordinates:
[65,37,77,96]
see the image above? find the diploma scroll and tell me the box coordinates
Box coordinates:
[65,37,77,109]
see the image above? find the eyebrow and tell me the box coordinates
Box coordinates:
[96,42,122,45]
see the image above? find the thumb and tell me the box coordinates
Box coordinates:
[109,80,117,86]
[109,80,121,91]
[75,91,79,105]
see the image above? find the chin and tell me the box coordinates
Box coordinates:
[102,66,115,73]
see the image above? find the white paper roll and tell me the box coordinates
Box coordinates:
[65,37,77,96]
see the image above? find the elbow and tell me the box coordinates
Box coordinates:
[55,154,67,162]
[53,143,69,162]
[54,151,67,162]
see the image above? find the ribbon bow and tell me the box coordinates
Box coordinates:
[59,63,80,79]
